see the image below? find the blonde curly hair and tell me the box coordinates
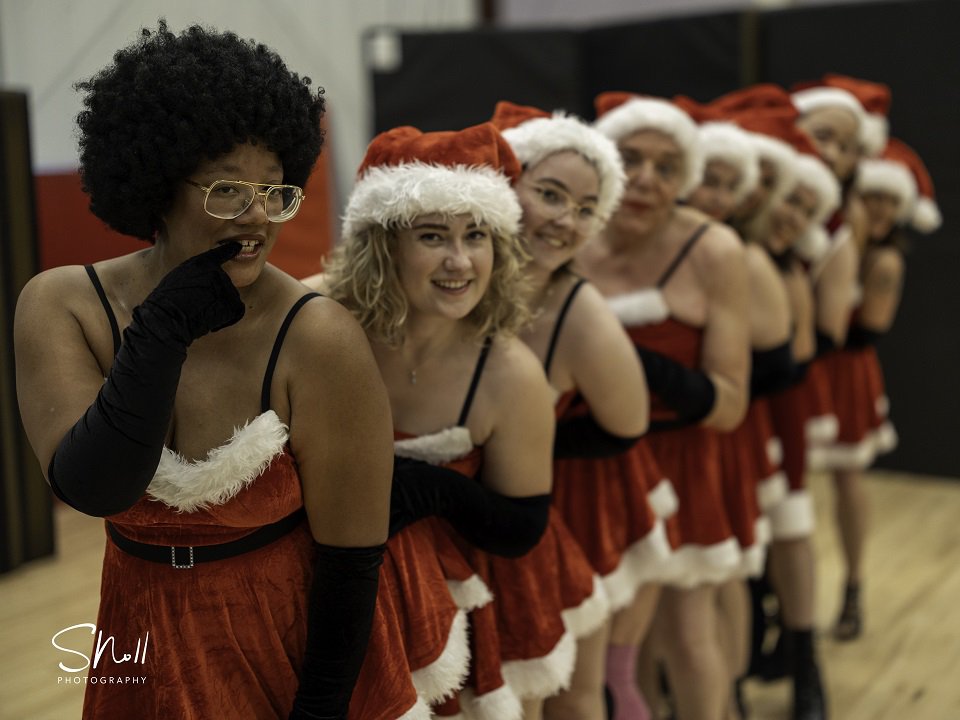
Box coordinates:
[323,218,531,347]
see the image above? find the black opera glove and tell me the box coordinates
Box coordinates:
[636,345,717,430]
[553,413,641,459]
[48,242,245,516]
[390,456,550,558]
[289,542,385,720]
[750,341,796,398]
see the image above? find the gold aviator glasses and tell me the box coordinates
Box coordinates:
[185,179,305,222]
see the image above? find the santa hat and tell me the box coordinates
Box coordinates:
[491,100,626,221]
[791,76,889,156]
[343,123,523,239]
[593,92,704,198]
[859,137,941,233]
[819,74,891,157]
[733,110,800,207]
[693,121,760,204]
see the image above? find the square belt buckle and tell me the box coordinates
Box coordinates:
[171,545,195,569]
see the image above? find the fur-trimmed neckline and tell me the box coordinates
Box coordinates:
[394,426,475,465]
[147,410,289,513]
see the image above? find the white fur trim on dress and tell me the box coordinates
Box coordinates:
[460,683,523,720]
[758,470,788,513]
[647,477,679,519]
[812,421,899,471]
[749,133,798,207]
[148,410,288,513]
[912,196,943,233]
[768,490,816,541]
[594,97,705,198]
[602,518,672,609]
[735,516,772,579]
[767,436,784,467]
[805,414,839,446]
[397,696,433,720]
[856,159,918,222]
[394,427,474,466]
[446,575,494,611]
[412,609,471,704]
[606,288,670,327]
[698,122,760,204]
[502,113,626,221]
[342,162,522,240]
[561,574,611,639]
[501,630,576,700]
[658,536,742,589]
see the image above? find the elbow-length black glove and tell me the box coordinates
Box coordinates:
[48,242,245,516]
[750,342,796,398]
[553,413,641,459]
[289,542,385,720]
[389,456,550,558]
[636,346,717,432]
[845,322,883,349]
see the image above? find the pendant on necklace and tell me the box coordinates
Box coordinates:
[410,369,417,385]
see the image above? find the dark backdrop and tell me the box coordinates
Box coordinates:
[370,0,959,478]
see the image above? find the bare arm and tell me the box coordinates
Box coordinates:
[698,227,751,431]
[857,249,904,332]
[815,233,858,345]
[783,267,816,363]
[746,245,791,349]
[287,299,392,546]
[562,282,649,436]
[480,339,554,498]
[15,268,114,475]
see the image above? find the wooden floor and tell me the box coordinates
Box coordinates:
[2,469,959,719]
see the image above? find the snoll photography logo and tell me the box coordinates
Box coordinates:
[52,623,150,685]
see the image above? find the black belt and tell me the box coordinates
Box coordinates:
[106,508,307,569]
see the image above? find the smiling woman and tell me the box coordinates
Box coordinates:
[13,20,397,720]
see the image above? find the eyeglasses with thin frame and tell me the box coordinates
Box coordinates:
[185,179,305,223]
[524,182,599,227]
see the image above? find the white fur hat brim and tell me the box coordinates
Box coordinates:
[593,97,704,199]
[342,162,522,239]
[502,113,626,220]
[698,122,760,204]
[749,133,798,206]
[791,87,877,152]
[856,158,918,222]
[793,154,842,226]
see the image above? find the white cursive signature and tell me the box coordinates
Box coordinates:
[51,623,149,673]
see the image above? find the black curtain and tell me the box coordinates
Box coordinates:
[0,90,55,573]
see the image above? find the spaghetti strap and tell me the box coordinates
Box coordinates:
[260,293,322,412]
[544,278,587,377]
[656,223,710,289]
[456,336,494,427]
[85,265,122,357]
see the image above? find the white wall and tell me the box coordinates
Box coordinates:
[0,0,476,210]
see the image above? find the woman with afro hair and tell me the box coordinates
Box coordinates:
[14,21,395,720]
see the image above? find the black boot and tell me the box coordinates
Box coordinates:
[789,628,827,720]
[833,582,863,641]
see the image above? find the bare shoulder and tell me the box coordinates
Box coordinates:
[485,335,550,398]
[563,281,624,341]
[17,265,94,316]
[283,295,371,368]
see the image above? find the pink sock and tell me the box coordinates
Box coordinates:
[605,644,651,720]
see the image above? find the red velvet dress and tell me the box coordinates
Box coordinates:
[808,320,897,471]
[716,397,784,578]
[552,390,672,608]
[628,317,740,587]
